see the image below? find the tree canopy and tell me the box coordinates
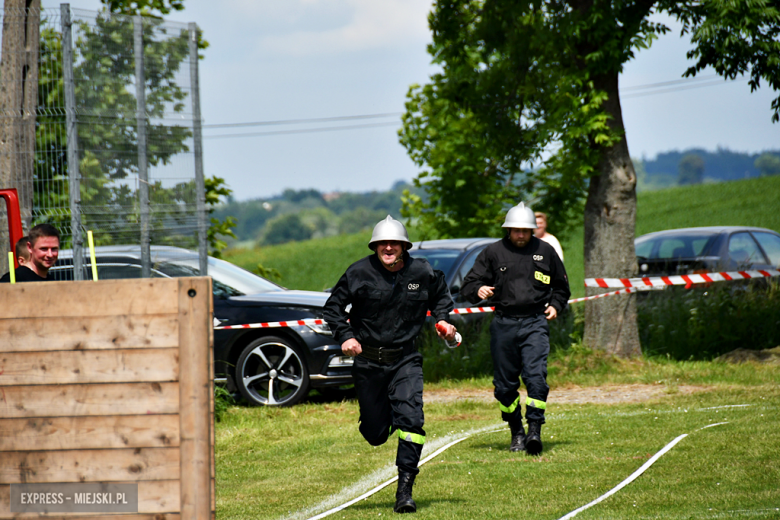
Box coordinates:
[399,0,780,355]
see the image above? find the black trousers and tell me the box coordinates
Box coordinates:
[490,313,550,426]
[352,352,425,475]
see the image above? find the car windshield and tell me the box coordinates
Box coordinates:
[408,249,462,275]
[635,231,718,260]
[154,255,284,297]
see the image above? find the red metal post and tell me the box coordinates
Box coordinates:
[0,188,25,269]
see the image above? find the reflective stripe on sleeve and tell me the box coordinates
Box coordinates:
[499,396,521,414]
[397,429,426,445]
[526,397,547,410]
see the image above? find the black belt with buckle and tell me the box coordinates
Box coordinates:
[358,345,405,364]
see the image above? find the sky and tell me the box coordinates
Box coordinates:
[43,1,780,202]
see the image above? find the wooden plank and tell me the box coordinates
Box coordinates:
[0,279,178,320]
[0,415,179,451]
[0,349,179,386]
[0,382,179,418]
[177,278,213,520]
[0,314,179,351]
[0,480,181,517]
[0,448,180,484]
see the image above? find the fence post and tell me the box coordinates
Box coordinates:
[189,23,208,276]
[62,3,83,280]
[134,15,151,278]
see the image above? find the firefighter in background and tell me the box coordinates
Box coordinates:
[461,202,570,455]
[323,215,456,514]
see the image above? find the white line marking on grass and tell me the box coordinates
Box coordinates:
[557,421,732,520]
[698,404,751,410]
[294,424,505,520]
[698,421,729,430]
[557,433,688,520]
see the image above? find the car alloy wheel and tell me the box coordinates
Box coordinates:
[236,336,310,406]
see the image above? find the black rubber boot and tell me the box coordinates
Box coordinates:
[509,425,526,452]
[394,471,417,513]
[525,421,543,455]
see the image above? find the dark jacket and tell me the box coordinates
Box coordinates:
[323,253,454,348]
[0,265,52,283]
[461,236,570,316]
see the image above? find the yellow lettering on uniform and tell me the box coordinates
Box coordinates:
[534,271,550,284]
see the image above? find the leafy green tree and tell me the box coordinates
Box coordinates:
[678,153,705,185]
[338,207,389,235]
[755,153,780,176]
[100,0,184,17]
[205,176,237,258]
[399,0,780,356]
[262,213,313,245]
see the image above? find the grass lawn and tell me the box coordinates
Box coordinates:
[214,358,780,519]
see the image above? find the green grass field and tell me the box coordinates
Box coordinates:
[215,358,780,519]
[224,176,780,299]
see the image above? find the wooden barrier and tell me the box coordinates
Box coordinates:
[0,277,214,519]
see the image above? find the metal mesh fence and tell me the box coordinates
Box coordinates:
[1,5,205,276]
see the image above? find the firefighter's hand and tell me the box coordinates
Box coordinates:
[342,338,362,356]
[544,305,558,321]
[435,321,457,341]
[477,285,495,299]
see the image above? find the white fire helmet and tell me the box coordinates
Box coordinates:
[501,202,538,229]
[368,215,412,251]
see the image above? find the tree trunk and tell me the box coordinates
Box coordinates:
[0,0,40,274]
[583,72,642,357]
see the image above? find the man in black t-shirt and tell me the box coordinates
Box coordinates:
[1,224,60,283]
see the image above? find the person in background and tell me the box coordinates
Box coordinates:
[13,236,30,266]
[534,211,564,262]
[1,225,60,283]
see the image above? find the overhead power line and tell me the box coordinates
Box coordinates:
[202,121,400,140]
[621,74,742,99]
[201,75,744,140]
[202,112,401,129]
[621,74,722,92]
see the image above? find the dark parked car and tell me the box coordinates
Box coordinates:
[52,246,352,406]
[635,226,780,276]
[408,238,498,316]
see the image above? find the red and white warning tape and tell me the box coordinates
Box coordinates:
[214,269,780,330]
[448,306,496,315]
[216,318,326,331]
[585,269,780,289]
[568,287,638,304]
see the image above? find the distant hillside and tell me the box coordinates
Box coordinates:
[637,147,780,190]
[225,176,780,299]
[212,180,421,245]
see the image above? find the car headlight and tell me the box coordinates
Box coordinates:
[307,321,332,336]
[328,355,354,367]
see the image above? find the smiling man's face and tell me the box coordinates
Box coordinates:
[28,235,60,276]
[375,240,405,271]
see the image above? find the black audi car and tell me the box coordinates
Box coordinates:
[52,246,352,406]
